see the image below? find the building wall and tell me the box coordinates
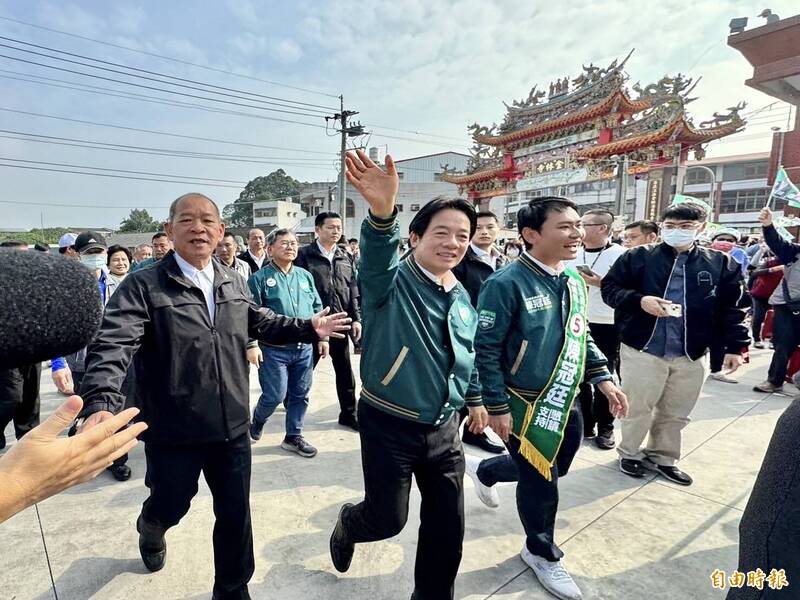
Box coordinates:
[394,152,469,185]
[252,200,305,231]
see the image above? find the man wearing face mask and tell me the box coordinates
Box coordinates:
[602,202,749,486]
[50,231,134,481]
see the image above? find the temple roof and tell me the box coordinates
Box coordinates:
[440,164,506,185]
[574,112,745,159]
[476,89,650,146]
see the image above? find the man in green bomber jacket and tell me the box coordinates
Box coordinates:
[468,197,628,600]
[329,149,488,600]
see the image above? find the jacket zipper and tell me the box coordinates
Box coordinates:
[642,255,678,352]
[211,328,230,441]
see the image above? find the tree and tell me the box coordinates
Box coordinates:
[118,209,162,232]
[224,169,304,227]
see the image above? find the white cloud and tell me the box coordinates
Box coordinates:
[37,2,105,36]
[272,38,303,64]
[226,0,261,28]
[113,5,147,35]
[228,33,268,56]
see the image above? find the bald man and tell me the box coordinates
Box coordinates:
[77,193,351,599]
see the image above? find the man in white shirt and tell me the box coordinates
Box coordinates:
[238,228,267,273]
[565,209,627,449]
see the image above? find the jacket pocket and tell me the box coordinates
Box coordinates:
[381,346,410,386]
[510,340,528,375]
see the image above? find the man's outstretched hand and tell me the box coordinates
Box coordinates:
[0,396,147,523]
[345,149,399,218]
[311,307,352,340]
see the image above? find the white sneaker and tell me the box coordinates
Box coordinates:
[464,454,499,508]
[710,372,738,384]
[520,545,583,600]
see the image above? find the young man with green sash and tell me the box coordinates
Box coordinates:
[469,197,628,600]
[328,150,488,600]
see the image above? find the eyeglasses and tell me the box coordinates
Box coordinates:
[661,223,701,231]
[275,241,298,249]
[581,223,606,228]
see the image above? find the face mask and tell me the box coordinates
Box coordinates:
[81,254,107,271]
[506,247,520,257]
[661,229,697,248]
[711,240,735,253]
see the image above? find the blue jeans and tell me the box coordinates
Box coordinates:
[254,344,313,437]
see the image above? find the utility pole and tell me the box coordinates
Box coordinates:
[333,96,361,236]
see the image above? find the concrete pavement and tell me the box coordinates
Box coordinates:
[0,348,791,599]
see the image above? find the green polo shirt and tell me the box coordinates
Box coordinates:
[248,262,322,348]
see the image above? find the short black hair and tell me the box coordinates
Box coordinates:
[408,196,477,239]
[517,197,578,249]
[0,240,27,248]
[106,244,133,265]
[583,208,615,227]
[222,232,237,241]
[152,232,169,242]
[661,203,707,222]
[476,211,498,222]
[168,192,220,223]
[268,228,295,245]
[58,245,73,254]
[33,242,50,252]
[348,238,358,244]
[315,212,342,227]
[625,220,660,235]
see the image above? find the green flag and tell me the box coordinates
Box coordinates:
[769,167,800,209]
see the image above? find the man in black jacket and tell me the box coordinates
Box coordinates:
[295,212,362,430]
[452,210,506,453]
[602,202,749,487]
[77,193,350,600]
[237,228,267,274]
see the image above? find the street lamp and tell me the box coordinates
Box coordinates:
[682,165,717,217]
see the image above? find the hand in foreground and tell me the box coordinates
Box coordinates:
[311,307,351,339]
[723,353,744,374]
[351,321,362,343]
[51,367,74,395]
[597,381,629,418]
[487,413,512,442]
[246,347,263,367]
[465,405,489,435]
[0,396,146,523]
[345,149,399,218]
[758,206,773,227]
[318,341,330,359]
[640,296,673,318]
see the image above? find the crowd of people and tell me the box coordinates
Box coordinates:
[0,149,796,599]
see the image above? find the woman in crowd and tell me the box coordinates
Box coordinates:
[749,243,784,349]
[106,244,132,297]
[503,239,523,261]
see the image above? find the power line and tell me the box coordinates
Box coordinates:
[0,107,337,154]
[0,71,331,129]
[0,14,339,98]
[0,156,250,183]
[0,35,338,111]
[0,132,336,166]
[0,163,243,189]
[0,51,330,123]
[365,123,469,143]
[0,37,334,114]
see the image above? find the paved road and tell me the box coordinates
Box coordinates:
[0,349,790,599]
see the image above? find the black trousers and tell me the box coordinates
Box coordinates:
[141,434,254,600]
[768,305,800,386]
[313,335,357,419]
[477,408,583,561]
[751,296,770,343]
[578,322,618,435]
[0,363,41,447]
[344,402,464,600]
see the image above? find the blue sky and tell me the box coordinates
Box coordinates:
[0,0,796,229]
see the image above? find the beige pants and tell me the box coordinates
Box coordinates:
[618,344,710,466]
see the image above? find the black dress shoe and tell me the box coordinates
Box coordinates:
[461,429,504,454]
[594,431,615,450]
[338,414,359,431]
[652,464,693,486]
[137,516,167,572]
[619,458,647,478]
[108,464,132,481]
[330,503,355,573]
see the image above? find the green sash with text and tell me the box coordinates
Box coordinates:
[509,269,588,480]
